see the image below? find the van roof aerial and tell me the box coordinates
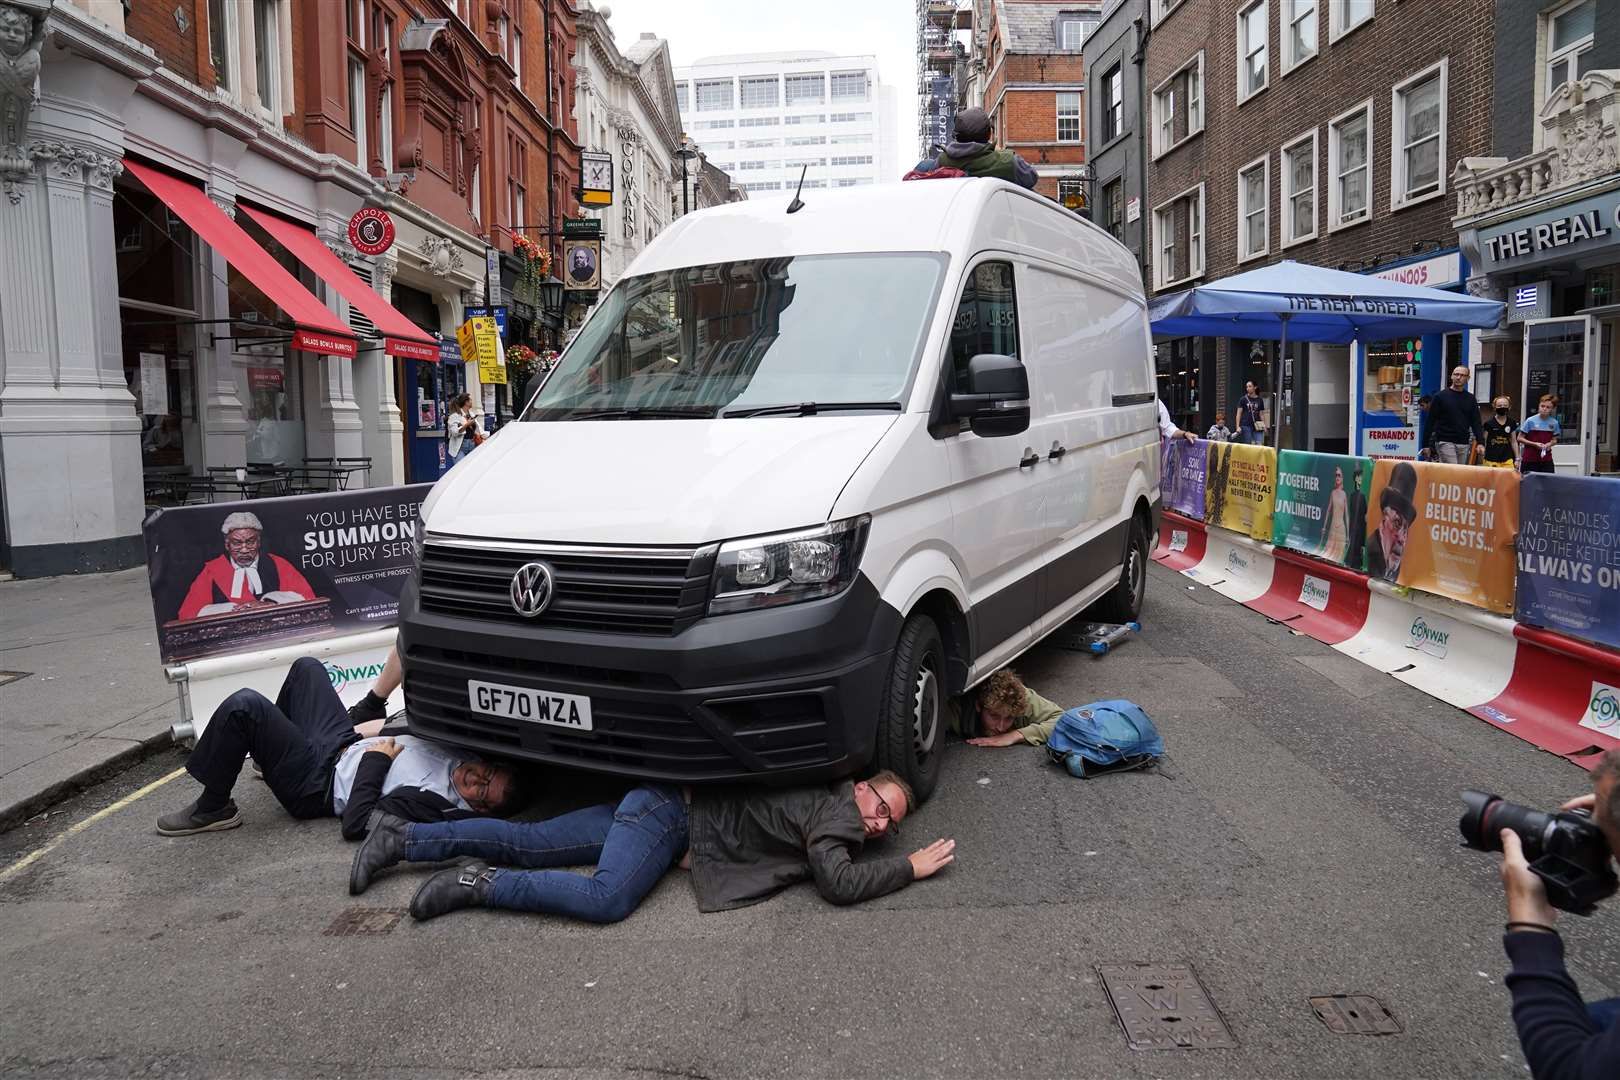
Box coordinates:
[786,164,809,215]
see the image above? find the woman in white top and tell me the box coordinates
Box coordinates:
[446,393,481,463]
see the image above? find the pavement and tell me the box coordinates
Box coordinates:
[0,568,175,832]
[1,561,1617,1078]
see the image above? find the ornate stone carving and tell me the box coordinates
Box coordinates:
[1466,276,1506,302]
[373,249,398,298]
[209,193,237,220]
[0,1,46,197]
[317,228,348,259]
[85,153,122,190]
[421,235,463,277]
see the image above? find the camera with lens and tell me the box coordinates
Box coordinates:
[1459,790,1618,915]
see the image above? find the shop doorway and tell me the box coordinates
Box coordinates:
[1521,316,1619,474]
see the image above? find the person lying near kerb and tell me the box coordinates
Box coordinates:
[156,656,523,840]
[965,669,1065,749]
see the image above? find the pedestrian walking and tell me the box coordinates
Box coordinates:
[446,393,481,464]
[1481,395,1520,470]
[1235,382,1266,445]
[1205,412,1232,442]
[1428,366,1484,465]
[1519,394,1562,475]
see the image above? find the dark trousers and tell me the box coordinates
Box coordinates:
[1522,460,1555,474]
[186,657,357,819]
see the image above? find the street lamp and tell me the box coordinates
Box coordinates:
[676,135,699,216]
[538,277,564,315]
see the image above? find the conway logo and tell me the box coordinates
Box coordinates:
[1581,682,1620,735]
[1226,550,1249,573]
[326,661,387,694]
[1299,575,1331,611]
[1408,617,1450,658]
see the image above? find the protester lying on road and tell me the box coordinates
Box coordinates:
[349,771,955,923]
[966,668,1065,748]
[156,656,523,840]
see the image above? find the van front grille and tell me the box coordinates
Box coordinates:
[418,538,715,636]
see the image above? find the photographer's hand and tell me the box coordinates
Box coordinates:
[1500,830,1559,929]
[1559,793,1596,813]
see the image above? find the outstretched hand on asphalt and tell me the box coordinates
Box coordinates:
[909,838,955,880]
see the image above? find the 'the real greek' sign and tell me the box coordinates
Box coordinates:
[1475,192,1620,273]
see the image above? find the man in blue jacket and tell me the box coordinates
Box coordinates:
[1499,748,1620,1078]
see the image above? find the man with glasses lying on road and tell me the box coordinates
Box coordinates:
[349,770,955,922]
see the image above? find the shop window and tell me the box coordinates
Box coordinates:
[1152,52,1202,157]
[1238,156,1269,261]
[1545,1,1595,95]
[1056,92,1081,143]
[1158,337,1207,434]
[1392,60,1445,208]
[1281,128,1318,245]
[1237,0,1268,102]
[1101,65,1123,144]
[947,262,1020,397]
[1153,184,1204,288]
[740,77,779,109]
[1102,178,1124,241]
[1330,0,1374,41]
[1283,0,1317,72]
[1328,101,1372,230]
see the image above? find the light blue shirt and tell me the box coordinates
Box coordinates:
[330,734,470,814]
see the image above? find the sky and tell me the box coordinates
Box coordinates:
[591,0,919,146]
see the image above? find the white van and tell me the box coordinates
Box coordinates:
[401,179,1158,800]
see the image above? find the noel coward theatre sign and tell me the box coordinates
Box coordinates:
[1474,190,1620,274]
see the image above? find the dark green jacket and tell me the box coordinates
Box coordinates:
[931,140,1039,189]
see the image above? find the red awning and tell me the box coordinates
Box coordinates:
[239,206,441,362]
[122,159,357,358]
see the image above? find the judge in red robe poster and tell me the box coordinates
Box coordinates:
[177,511,319,620]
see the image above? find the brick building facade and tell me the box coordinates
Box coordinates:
[983,0,1101,203]
[1144,0,1497,451]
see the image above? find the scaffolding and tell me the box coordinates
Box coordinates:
[916,0,969,159]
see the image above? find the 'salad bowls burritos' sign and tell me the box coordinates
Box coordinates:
[143,485,432,663]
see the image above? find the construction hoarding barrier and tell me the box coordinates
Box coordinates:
[1515,473,1620,651]
[1272,451,1374,572]
[1205,441,1276,541]
[1160,437,1208,519]
[1364,459,1518,615]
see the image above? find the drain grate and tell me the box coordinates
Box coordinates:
[1097,962,1238,1050]
[0,671,30,687]
[1310,995,1402,1036]
[322,906,406,936]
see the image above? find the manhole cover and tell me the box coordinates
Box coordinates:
[1310,995,1402,1036]
[0,671,30,687]
[322,907,406,936]
[1097,962,1237,1050]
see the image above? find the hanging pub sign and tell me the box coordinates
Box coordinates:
[563,236,602,290]
[581,151,614,207]
[347,208,396,256]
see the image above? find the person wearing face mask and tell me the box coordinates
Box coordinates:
[1482,395,1522,470]
[350,771,954,922]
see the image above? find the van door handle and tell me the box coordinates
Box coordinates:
[1019,450,1040,469]
[1048,444,1067,460]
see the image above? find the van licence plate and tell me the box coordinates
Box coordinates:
[468,680,593,732]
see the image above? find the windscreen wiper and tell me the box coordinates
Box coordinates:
[721,401,904,418]
[560,405,718,420]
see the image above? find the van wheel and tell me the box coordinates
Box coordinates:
[1089,516,1148,624]
[875,614,945,804]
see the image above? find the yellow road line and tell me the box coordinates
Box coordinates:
[0,766,187,883]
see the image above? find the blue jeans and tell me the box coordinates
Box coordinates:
[1590,997,1620,1031]
[404,785,689,924]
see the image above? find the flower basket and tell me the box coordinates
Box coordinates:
[511,235,552,294]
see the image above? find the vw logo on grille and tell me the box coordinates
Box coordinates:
[509,561,556,618]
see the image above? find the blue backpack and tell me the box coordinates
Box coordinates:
[1045,700,1165,779]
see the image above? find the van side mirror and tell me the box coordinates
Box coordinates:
[950,354,1031,437]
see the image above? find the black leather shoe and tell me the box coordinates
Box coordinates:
[347,692,387,724]
[409,862,495,921]
[156,799,242,836]
[348,812,409,895]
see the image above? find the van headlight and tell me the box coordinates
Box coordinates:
[707,516,870,616]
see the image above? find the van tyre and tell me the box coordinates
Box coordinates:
[875,614,945,804]
[1090,515,1148,624]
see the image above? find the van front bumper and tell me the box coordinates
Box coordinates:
[399,574,901,785]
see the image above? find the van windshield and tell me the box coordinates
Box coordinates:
[520,254,946,420]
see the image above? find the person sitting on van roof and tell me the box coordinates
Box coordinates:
[910,107,1038,190]
[966,669,1066,749]
[349,772,955,923]
[156,657,523,840]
